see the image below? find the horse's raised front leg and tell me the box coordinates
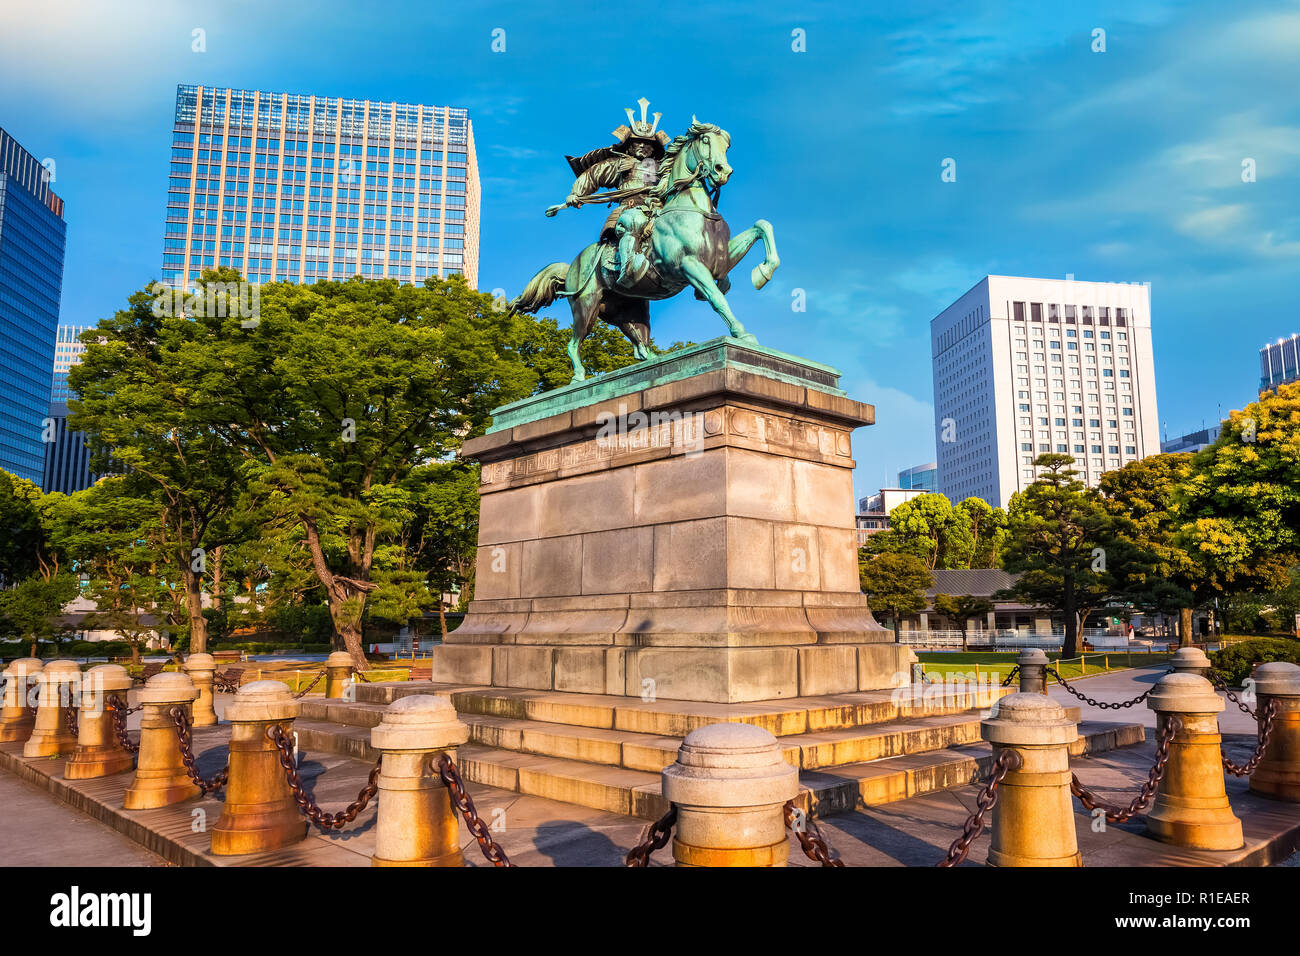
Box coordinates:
[750,219,779,290]
[725,221,780,291]
[680,254,758,345]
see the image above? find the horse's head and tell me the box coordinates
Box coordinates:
[687,116,732,188]
[658,118,733,196]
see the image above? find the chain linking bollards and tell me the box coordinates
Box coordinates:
[659,722,799,867]
[65,665,135,779]
[23,661,81,757]
[182,653,219,727]
[970,693,1079,867]
[0,658,42,743]
[123,672,203,810]
[1248,662,1300,801]
[369,695,469,867]
[267,725,382,829]
[210,681,306,855]
[1144,672,1243,850]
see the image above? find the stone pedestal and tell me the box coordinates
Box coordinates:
[65,665,135,779]
[981,693,1081,867]
[1017,649,1049,695]
[661,722,799,867]
[0,658,42,743]
[431,338,911,704]
[1249,662,1300,802]
[123,673,202,810]
[23,660,81,757]
[1145,673,1243,850]
[183,653,218,727]
[210,681,308,855]
[1170,647,1212,678]
[325,651,355,699]
[370,695,469,867]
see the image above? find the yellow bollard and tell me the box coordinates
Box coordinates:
[661,723,799,867]
[981,693,1081,867]
[1145,673,1243,850]
[23,661,81,757]
[324,651,354,699]
[1170,647,1212,679]
[0,658,43,743]
[210,681,308,855]
[182,653,219,727]
[65,665,135,779]
[1249,662,1300,802]
[370,695,469,866]
[123,673,202,810]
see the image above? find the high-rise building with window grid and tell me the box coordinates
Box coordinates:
[0,126,67,485]
[930,276,1160,507]
[161,85,480,291]
[51,323,90,403]
[1259,333,1300,391]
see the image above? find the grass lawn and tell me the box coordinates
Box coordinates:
[915,650,1173,683]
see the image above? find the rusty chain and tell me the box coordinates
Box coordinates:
[168,706,228,795]
[1000,665,1020,688]
[1209,670,1257,718]
[106,694,139,755]
[937,747,1022,866]
[212,673,241,693]
[265,724,381,829]
[350,667,374,683]
[1046,666,1157,710]
[1224,698,1278,777]
[65,705,78,737]
[626,805,678,867]
[292,669,326,699]
[784,800,846,867]
[1071,716,1180,823]
[433,752,515,867]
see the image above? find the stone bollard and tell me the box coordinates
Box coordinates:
[981,693,1081,866]
[123,672,202,810]
[1249,662,1300,802]
[65,665,135,779]
[210,680,307,855]
[0,658,43,743]
[660,723,799,867]
[183,653,218,727]
[325,651,355,699]
[370,695,469,867]
[1170,647,1212,679]
[1145,672,1243,850]
[23,660,82,757]
[1017,649,1049,695]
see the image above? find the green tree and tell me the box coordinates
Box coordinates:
[999,454,1135,658]
[198,274,537,667]
[957,497,1008,569]
[0,573,78,657]
[859,551,933,640]
[69,279,252,653]
[0,469,44,584]
[866,493,974,570]
[1177,384,1300,636]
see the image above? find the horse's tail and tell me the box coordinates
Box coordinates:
[509,262,569,314]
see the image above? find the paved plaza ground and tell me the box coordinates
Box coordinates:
[2,665,1297,867]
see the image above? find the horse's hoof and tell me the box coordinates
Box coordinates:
[751,263,775,290]
[731,332,759,347]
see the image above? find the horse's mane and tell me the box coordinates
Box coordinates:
[650,120,729,199]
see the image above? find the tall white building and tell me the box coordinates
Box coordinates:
[931,276,1159,507]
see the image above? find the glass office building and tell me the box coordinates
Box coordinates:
[162,85,480,291]
[0,127,67,484]
[1259,334,1300,391]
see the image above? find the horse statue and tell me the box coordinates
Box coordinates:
[509,109,780,382]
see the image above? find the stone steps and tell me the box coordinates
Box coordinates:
[294,717,1142,821]
[335,680,1015,737]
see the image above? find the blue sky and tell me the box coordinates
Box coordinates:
[3,0,1298,502]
